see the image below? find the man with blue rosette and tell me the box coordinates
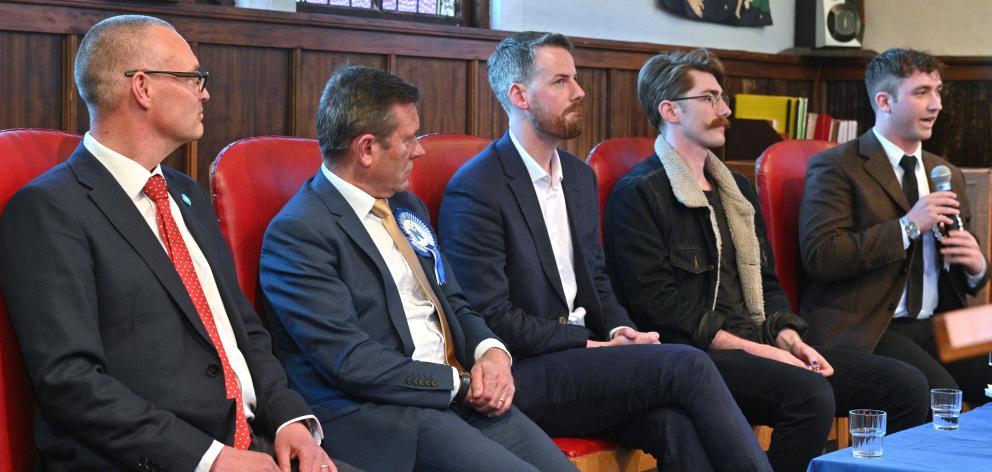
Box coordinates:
[259,65,576,472]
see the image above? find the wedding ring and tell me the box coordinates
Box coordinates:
[321,465,330,469]
[497,397,506,404]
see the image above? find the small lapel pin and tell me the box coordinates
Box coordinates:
[181,194,192,206]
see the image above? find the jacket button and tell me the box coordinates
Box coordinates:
[406,378,413,385]
[431,379,439,387]
[558,316,567,324]
[206,364,220,377]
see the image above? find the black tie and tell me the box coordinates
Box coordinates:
[900,155,923,318]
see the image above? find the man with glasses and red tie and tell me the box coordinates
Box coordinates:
[603,49,930,471]
[0,15,353,472]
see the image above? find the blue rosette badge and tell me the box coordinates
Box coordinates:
[395,208,446,286]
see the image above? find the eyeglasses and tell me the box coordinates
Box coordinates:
[124,70,210,92]
[670,94,731,109]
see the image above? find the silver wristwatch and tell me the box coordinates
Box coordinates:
[900,215,921,241]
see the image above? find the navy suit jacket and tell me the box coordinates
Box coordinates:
[438,133,634,359]
[0,145,310,471]
[259,172,497,470]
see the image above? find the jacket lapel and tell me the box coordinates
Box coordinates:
[860,131,912,213]
[310,174,417,356]
[68,148,212,344]
[495,134,568,304]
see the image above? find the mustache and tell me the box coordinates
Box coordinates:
[708,116,730,129]
[565,102,583,114]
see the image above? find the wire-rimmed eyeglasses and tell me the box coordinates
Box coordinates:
[124,70,210,92]
[670,94,731,109]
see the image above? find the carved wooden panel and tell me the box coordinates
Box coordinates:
[395,56,468,135]
[0,31,63,130]
[196,43,291,183]
[295,51,387,138]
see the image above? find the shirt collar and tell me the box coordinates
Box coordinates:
[509,129,563,187]
[83,132,164,200]
[872,127,922,170]
[320,163,377,220]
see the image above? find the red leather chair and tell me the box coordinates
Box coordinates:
[410,133,491,224]
[755,139,837,313]
[0,128,82,472]
[210,136,323,316]
[586,137,656,235]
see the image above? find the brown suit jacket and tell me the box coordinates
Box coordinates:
[798,130,988,352]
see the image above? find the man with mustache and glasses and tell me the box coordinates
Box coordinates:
[439,33,772,472]
[603,49,929,472]
[799,48,990,406]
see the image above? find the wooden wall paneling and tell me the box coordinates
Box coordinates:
[823,80,873,136]
[474,62,507,141]
[0,31,63,130]
[560,67,608,160]
[607,69,656,139]
[294,51,387,139]
[466,59,479,137]
[394,56,467,135]
[60,34,79,132]
[929,80,992,169]
[196,43,291,187]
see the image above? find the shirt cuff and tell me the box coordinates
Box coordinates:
[608,326,634,340]
[474,338,512,366]
[900,220,910,249]
[276,416,324,445]
[449,366,460,402]
[967,258,988,288]
[195,441,225,472]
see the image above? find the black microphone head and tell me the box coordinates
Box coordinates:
[931,165,952,192]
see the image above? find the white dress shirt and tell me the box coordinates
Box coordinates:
[321,165,509,398]
[873,128,985,319]
[84,133,320,472]
[509,131,587,326]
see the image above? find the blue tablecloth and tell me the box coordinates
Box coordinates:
[807,404,992,471]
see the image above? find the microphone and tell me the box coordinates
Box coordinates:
[930,165,962,235]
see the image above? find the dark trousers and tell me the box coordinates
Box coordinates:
[251,429,364,472]
[512,343,772,472]
[877,318,992,406]
[320,403,575,472]
[709,346,929,472]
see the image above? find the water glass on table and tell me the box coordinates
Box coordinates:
[849,409,886,458]
[930,388,962,430]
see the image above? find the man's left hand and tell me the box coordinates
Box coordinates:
[466,348,514,417]
[611,327,661,345]
[940,229,986,276]
[274,422,335,472]
[775,328,834,377]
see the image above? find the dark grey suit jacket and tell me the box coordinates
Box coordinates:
[798,130,989,351]
[259,173,497,470]
[0,145,310,471]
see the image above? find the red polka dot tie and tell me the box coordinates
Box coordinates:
[143,175,251,450]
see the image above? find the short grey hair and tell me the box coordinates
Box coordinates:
[74,15,175,113]
[315,66,420,163]
[487,31,574,113]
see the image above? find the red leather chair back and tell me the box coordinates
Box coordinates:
[210,136,323,317]
[0,128,82,472]
[410,133,491,224]
[587,137,656,233]
[755,140,836,313]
